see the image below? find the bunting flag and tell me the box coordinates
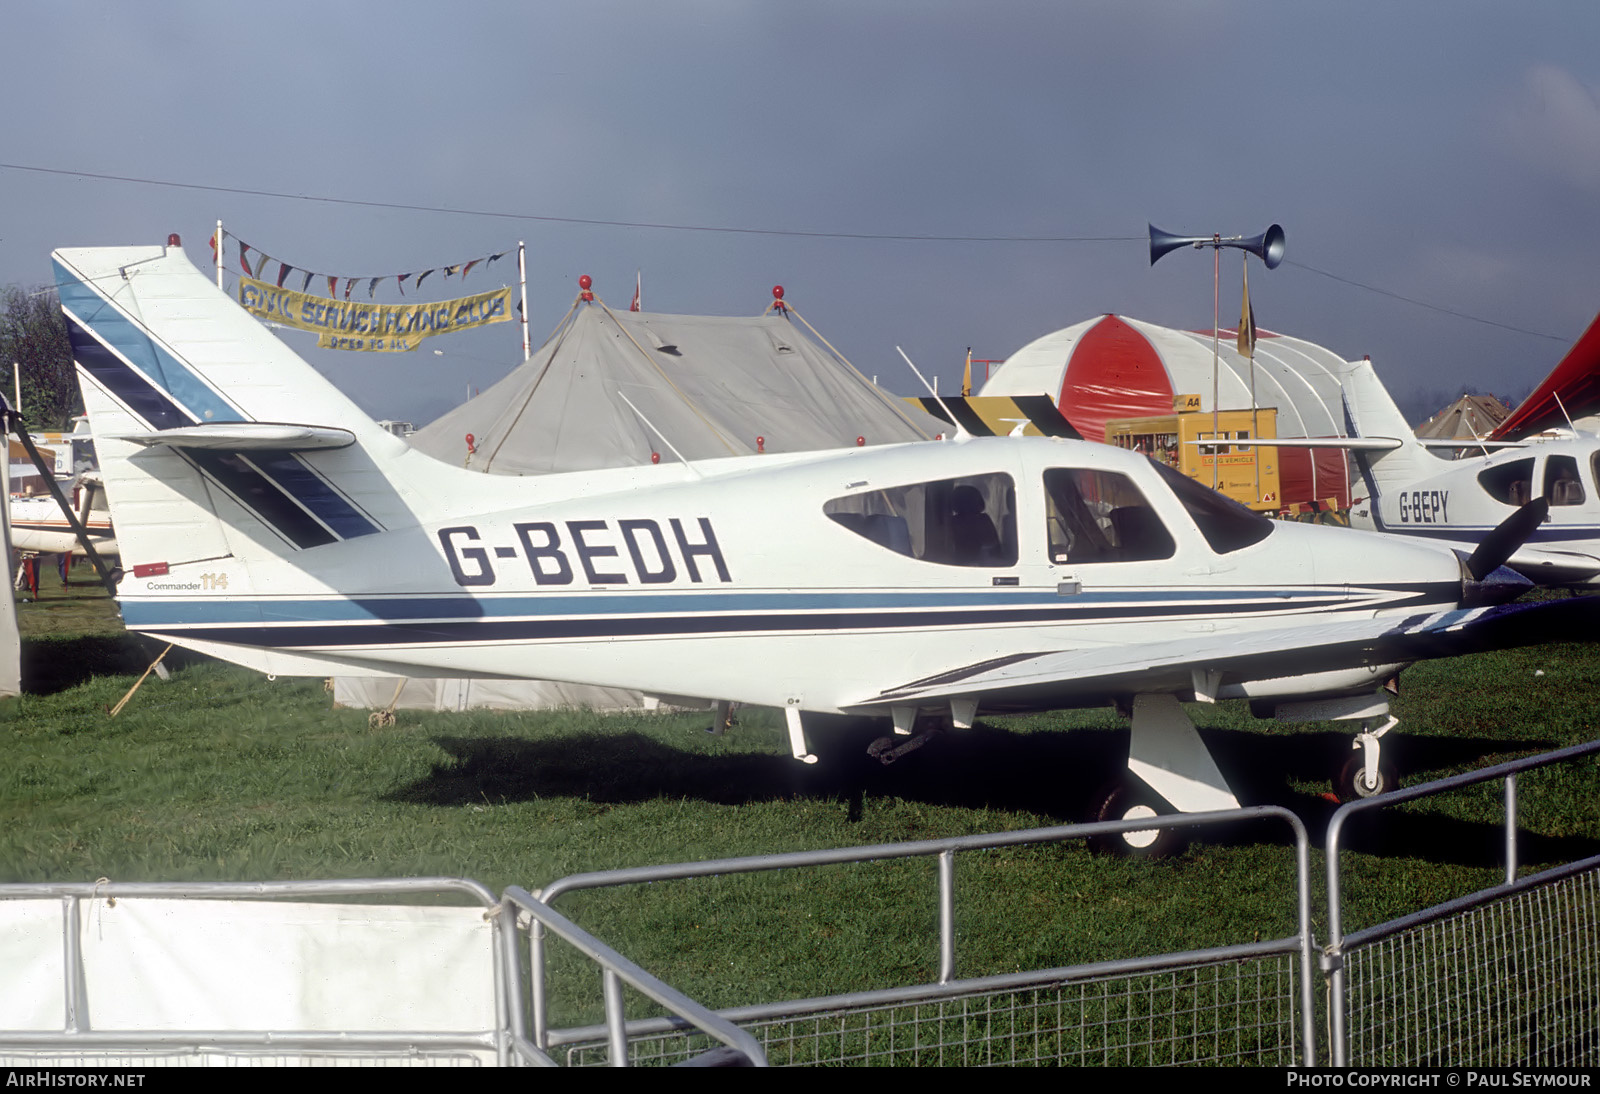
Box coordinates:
[1237,263,1257,360]
[215,230,516,308]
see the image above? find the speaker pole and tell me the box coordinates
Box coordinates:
[1147,222,1286,494]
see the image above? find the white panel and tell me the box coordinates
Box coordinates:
[0,901,66,1030]
[79,899,494,1032]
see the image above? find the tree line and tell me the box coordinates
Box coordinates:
[0,284,79,432]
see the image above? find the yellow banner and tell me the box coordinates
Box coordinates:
[238,277,511,352]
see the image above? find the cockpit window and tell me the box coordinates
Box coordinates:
[1544,455,1586,506]
[1147,460,1273,553]
[1043,468,1176,563]
[825,472,1017,567]
[1478,458,1535,506]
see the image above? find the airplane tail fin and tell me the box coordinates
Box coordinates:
[52,240,489,578]
[1340,359,1441,498]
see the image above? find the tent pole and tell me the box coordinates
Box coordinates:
[1211,239,1220,490]
[518,242,530,361]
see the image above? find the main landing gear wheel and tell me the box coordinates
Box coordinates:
[1335,751,1397,802]
[1087,778,1187,859]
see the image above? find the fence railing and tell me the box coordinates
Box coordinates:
[7,739,1596,1068]
[532,807,1316,1066]
[0,876,764,1068]
[1324,739,1600,1067]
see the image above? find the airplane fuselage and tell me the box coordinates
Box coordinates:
[1349,436,1600,584]
[114,437,1462,716]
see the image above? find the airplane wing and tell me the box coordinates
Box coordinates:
[1505,547,1600,584]
[849,596,1600,712]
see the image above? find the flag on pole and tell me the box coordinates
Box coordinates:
[1237,263,1257,360]
[630,269,641,312]
[961,348,973,396]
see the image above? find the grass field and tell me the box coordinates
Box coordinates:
[3,579,1598,1026]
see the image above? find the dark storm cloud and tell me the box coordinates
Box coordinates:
[3,1,1597,423]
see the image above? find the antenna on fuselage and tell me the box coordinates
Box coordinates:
[1553,391,1578,435]
[896,346,969,441]
[1464,419,1492,459]
[617,391,704,479]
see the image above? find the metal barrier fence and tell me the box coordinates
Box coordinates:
[530,808,1316,1066]
[11,741,1594,1068]
[0,878,508,1067]
[1324,739,1600,1067]
[497,887,768,1066]
[0,877,764,1068]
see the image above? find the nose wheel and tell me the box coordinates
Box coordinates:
[1334,716,1399,802]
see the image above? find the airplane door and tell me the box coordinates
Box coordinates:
[1026,466,1182,600]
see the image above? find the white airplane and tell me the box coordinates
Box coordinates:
[51,238,1597,854]
[1266,359,1600,586]
[9,474,116,558]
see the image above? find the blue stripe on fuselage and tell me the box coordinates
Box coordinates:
[119,584,1451,636]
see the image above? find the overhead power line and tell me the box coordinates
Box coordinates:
[0,160,1566,341]
[0,161,1135,244]
[1284,259,1564,342]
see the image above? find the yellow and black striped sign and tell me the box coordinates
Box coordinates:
[906,394,1082,439]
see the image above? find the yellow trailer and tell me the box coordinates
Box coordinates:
[1105,401,1282,510]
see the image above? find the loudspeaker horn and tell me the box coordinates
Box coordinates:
[1148,223,1285,270]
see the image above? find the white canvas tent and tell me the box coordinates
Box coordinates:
[411,299,937,472]
[335,296,941,714]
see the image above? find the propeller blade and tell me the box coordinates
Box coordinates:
[1466,498,1549,581]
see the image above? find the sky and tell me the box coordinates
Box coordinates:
[3,1,1598,426]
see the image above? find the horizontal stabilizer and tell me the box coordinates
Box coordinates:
[109,423,357,451]
[1195,436,1403,452]
[1416,438,1526,450]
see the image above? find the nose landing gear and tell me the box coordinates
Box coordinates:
[1335,715,1400,801]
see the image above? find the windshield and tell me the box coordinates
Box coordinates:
[1148,459,1274,553]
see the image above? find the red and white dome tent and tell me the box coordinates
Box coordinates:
[978,313,1355,511]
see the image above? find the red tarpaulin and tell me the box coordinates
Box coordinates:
[1491,311,1600,440]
